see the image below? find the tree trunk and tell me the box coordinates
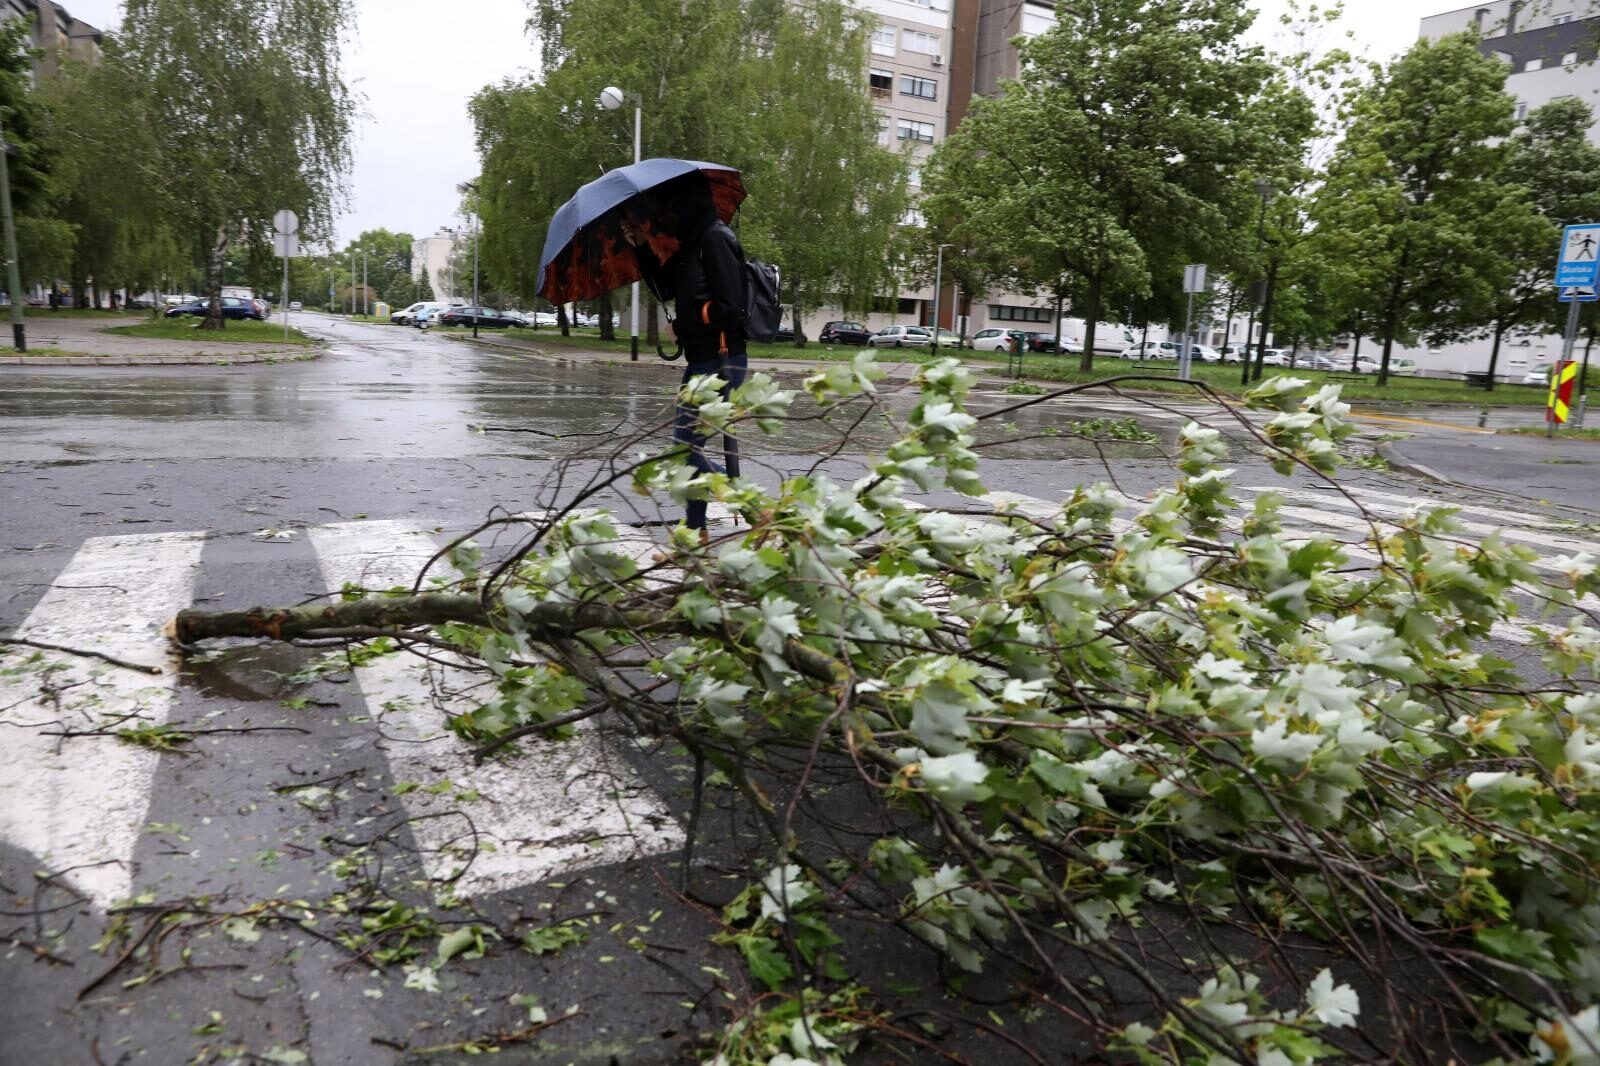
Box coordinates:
[1052,283,1065,359]
[1379,323,1396,388]
[556,303,570,337]
[202,225,228,330]
[1350,332,1362,372]
[598,291,616,341]
[792,301,805,348]
[1250,259,1279,382]
[1485,323,1505,392]
[1079,276,1101,373]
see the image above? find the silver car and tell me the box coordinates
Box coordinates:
[867,325,932,348]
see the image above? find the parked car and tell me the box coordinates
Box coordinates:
[773,326,806,343]
[529,312,559,327]
[1189,344,1224,363]
[165,296,264,321]
[1121,341,1178,360]
[867,325,932,348]
[288,301,303,312]
[1217,345,1250,363]
[1026,332,1061,353]
[438,306,527,328]
[929,327,965,349]
[391,301,451,325]
[970,327,1031,352]
[819,320,873,346]
[1258,348,1290,367]
[1523,365,1550,385]
[251,298,271,318]
[1389,358,1419,376]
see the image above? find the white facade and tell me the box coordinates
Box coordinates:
[411,227,466,302]
[1421,1,1600,143]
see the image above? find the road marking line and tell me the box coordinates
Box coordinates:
[1243,484,1581,534]
[1253,489,1600,561]
[0,531,206,909]
[308,520,681,898]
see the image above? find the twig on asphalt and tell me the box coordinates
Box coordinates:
[0,636,163,675]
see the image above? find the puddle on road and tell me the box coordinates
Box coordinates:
[181,640,324,702]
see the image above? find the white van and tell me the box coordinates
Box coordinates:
[1059,317,1139,354]
[391,301,451,326]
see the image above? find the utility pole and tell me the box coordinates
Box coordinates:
[362,251,368,317]
[0,131,26,351]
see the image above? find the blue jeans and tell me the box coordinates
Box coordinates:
[674,352,748,529]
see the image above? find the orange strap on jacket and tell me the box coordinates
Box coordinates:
[701,300,712,326]
[719,331,728,355]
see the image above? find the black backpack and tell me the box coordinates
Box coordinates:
[742,258,781,343]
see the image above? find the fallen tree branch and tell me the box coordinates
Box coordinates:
[0,636,163,675]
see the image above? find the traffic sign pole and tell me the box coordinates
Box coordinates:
[1552,301,1581,436]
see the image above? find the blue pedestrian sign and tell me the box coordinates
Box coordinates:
[1556,223,1600,287]
[1560,286,1599,302]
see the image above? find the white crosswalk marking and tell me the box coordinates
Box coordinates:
[0,531,206,908]
[1257,487,1600,560]
[4,481,1585,908]
[306,521,682,898]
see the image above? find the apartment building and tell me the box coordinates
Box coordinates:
[411,227,468,302]
[834,0,1070,338]
[1397,1,1600,378]
[1,1,104,78]
[1422,0,1600,141]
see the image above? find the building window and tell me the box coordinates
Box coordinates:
[907,165,922,186]
[1553,12,1573,24]
[1524,56,1544,72]
[870,28,896,56]
[902,29,941,56]
[900,74,937,99]
[1516,101,1529,120]
[876,116,890,147]
[1022,1,1056,36]
[897,298,919,314]
[903,0,949,9]
[990,304,1051,323]
[901,205,925,227]
[1564,51,1579,65]
[897,119,935,143]
[869,68,893,98]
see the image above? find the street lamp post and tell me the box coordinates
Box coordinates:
[1241,179,1273,386]
[361,250,368,317]
[0,133,25,351]
[599,86,641,362]
[457,181,481,338]
[931,243,953,352]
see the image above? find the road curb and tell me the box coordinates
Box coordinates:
[1375,441,1459,487]
[0,350,319,367]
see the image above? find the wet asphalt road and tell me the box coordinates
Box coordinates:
[0,315,1585,1065]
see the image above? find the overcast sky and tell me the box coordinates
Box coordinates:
[65,0,1442,247]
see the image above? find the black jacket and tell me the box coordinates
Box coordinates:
[644,219,747,360]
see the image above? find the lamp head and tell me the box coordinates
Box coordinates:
[1253,178,1275,200]
[598,86,626,111]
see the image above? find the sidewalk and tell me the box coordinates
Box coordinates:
[0,313,315,366]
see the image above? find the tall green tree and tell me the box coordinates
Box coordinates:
[922,0,1288,371]
[1468,98,1600,388]
[1312,34,1516,384]
[115,0,355,328]
[473,0,907,343]
[0,18,79,299]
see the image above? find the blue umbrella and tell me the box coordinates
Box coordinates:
[537,158,745,304]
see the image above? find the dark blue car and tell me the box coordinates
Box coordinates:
[165,296,265,321]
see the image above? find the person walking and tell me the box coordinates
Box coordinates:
[622,177,748,537]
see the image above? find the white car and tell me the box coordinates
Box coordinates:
[1121,341,1177,361]
[288,301,302,312]
[1389,358,1419,377]
[391,300,451,325]
[1189,344,1224,363]
[867,325,932,348]
[970,328,1029,352]
[1523,365,1550,385]
[1258,348,1290,367]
